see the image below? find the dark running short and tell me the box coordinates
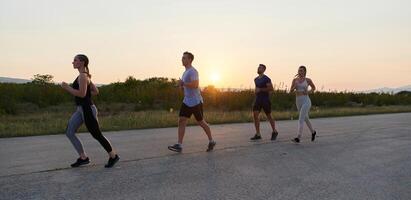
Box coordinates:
[179,103,204,121]
[253,100,271,114]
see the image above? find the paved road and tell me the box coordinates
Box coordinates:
[1,113,410,199]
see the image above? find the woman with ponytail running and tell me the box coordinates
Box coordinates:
[289,66,317,143]
[62,54,119,168]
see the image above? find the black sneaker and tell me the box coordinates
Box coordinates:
[104,154,120,168]
[292,138,300,143]
[271,131,279,141]
[311,131,317,142]
[250,134,262,141]
[206,141,216,152]
[70,157,90,168]
[168,144,182,153]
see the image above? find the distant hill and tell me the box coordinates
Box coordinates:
[362,85,411,94]
[0,77,31,84]
[0,76,105,86]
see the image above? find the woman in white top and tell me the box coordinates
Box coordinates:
[289,66,317,143]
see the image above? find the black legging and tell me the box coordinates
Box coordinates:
[81,104,113,153]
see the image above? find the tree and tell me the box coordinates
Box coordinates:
[31,74,54,85]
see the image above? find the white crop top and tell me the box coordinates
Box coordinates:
[295,79,308,92]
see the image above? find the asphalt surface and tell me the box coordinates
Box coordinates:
[1,113,410,200]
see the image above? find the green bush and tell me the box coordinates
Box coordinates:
[2,76,411,115]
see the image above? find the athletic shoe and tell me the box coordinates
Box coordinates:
[168,144,182,153]
[250,134,262,141]
[104,154,120,168]
[292,138,300,143]
[70,157,90,168]
[206,141,216,152]
[271,131,279,141]
[311,131,317,142]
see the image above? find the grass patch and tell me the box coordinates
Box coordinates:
[1,105,411,138]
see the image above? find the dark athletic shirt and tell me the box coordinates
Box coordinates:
[254,75,271,102]
[72,76,93,106]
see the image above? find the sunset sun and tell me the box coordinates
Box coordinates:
[210,72,221,85]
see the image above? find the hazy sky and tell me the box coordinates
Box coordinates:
[1,0,410,91]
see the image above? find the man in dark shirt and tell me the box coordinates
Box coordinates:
[251,64,279,141]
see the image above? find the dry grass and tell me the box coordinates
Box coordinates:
[1,105,411,138]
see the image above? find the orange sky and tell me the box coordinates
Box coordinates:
[1,0,410,91]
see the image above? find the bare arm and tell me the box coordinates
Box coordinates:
[61,73,88,98]
[257,82,274,93]
[90,81,99,96]
[307,78,316,94]
[289,79,296,93]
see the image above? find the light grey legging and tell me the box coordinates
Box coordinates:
[296,95,315,138]
[66,105,112,155]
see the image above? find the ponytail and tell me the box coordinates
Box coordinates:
[85,66,91,78]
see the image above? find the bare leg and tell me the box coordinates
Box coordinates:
[108,150,117,158]
[178,117,188,144]
[197,119,213,140]
[253,111,261,135]
[265,113,277,132]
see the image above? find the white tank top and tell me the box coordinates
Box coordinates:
[295,79,308,92]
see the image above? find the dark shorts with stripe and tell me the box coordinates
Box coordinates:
[179,103,204,121]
